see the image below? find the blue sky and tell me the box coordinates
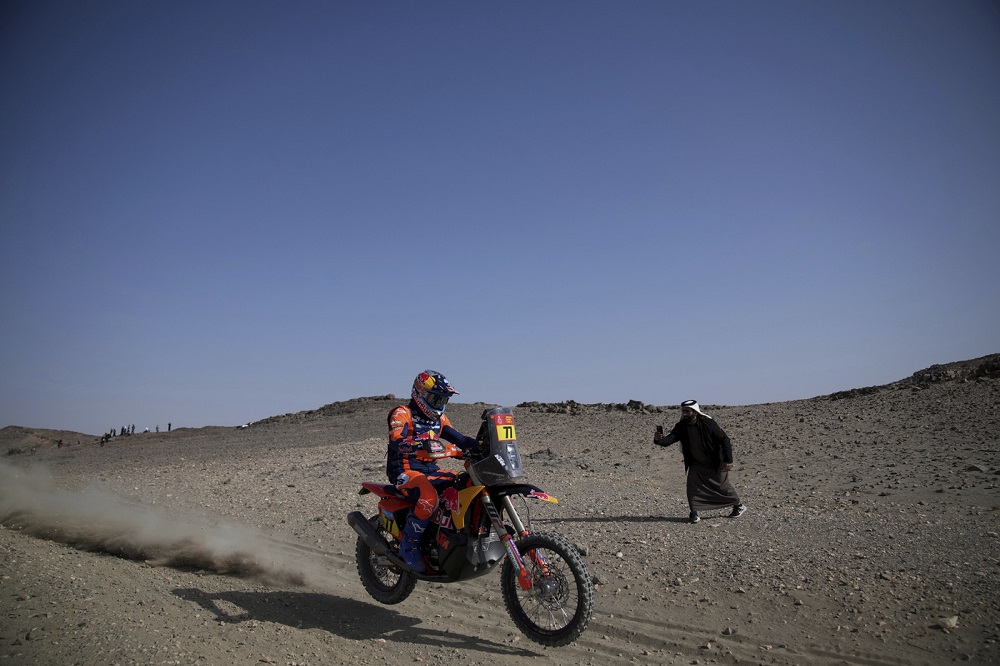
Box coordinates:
[2,1,998,434]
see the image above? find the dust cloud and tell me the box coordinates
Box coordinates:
[0,461,329,588]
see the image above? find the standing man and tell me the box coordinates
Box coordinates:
[654,400,747,524]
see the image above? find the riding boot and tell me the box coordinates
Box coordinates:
[399,513,429,573]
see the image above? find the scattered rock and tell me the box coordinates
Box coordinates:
[938,616,959,631]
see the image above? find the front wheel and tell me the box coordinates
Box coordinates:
[500,532,594,646]
[355,515,416,604]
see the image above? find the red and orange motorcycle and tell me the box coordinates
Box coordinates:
[347,407,594,646]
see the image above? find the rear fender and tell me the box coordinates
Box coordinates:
[360,481,403,498]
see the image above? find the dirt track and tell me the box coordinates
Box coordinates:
[2,359,999,665]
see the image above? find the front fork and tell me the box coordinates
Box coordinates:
[482,494,548,591]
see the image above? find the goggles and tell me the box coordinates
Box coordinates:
[424,391,451,411]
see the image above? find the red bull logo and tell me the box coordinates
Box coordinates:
[442,487,460,513]
[419,372,435,389]
[528,489,558,504]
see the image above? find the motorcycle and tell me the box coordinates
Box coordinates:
[347,406,594,647]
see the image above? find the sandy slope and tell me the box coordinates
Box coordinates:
[1,359,998,665]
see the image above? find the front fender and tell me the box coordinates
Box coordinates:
[492,483,558,504]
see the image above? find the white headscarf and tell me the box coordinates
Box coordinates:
[681,399,713,420]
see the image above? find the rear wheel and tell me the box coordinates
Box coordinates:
[355,515,416,604]
[500,532,594,646]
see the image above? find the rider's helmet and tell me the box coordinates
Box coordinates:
[411,370,459,420]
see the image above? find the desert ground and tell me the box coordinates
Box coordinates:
[2,355,998,665]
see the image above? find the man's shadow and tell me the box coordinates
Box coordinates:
[535,514,690,524]
[172,588,538,656]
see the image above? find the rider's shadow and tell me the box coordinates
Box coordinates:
[172,588,538,656]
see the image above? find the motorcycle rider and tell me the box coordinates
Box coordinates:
[387,370,479,572]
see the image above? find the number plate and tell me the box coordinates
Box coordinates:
[492,413,516,441]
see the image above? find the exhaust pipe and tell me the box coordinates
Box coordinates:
[347,511,395,559]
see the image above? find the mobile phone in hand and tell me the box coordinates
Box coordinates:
[656,425,663,435]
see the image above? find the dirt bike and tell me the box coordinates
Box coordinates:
[347,406,594,647]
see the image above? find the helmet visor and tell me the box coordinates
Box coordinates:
[425,391,451,411]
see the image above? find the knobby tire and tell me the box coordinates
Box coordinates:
[500,531,594,647]
[355,514,416,605]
